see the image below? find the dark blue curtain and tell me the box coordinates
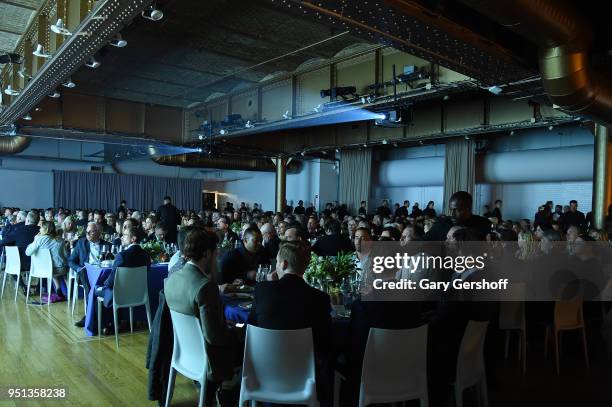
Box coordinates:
[53,170,202,212]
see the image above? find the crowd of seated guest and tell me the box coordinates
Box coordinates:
[2,191,612,406]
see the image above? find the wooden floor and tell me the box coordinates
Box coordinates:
[0,283,200,407]
[3,279,612,406]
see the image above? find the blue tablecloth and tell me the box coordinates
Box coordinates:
[223,296,251,323]
[84,263,168,336]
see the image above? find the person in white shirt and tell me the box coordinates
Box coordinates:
[25,221,68,301]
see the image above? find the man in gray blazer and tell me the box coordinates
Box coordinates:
[164,228,241,405]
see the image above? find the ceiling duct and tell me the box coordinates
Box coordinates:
[0,135,31,154]
[153,155,302,173]
[460,0,612,127]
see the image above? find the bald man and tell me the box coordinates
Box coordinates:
[425,191,491,241]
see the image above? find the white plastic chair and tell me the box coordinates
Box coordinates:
[26,249,53,308]
[165,310,208,407]
[68,268,87,316]
[97,265,151,348]
[354,326,429,407]
[239,325,318,407]
[498,283,527,373]
[455,320,489,407]
[1,246,21,301]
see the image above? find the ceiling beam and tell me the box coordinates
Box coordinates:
[0,26,24,36]
[0,0,38,10]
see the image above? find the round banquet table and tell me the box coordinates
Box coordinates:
[84,262,168,336]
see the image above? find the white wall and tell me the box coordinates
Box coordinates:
[0,169,53,209]
[370,144,445,213]
[369,125,594,220]
[206,159,339,212]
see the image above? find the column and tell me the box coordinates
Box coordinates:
[274,157,287,213]
[592,124,610,229]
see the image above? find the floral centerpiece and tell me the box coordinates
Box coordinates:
[142,240,168,263]
[305,251,358,303]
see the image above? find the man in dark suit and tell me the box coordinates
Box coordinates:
[293,200,306,215]
[75,210,89,228]
[312,219,354,257]
[96,226,151,308]
[559,199,586,231]
[358,201,367,217]
[424,191,491,241]
[375,199,392,218]
[396,200,409,219]
[261,222,281,259]
[69,222,110,327]
[216,215,239,247]
[156,196,181,243]
[248,240,332,403]
[165,228,241,406]
[219,227,268,284]
[0,211,40,273]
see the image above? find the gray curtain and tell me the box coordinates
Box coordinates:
[54,170,202,211]
[443,139,476,214]
[339,149,372,215]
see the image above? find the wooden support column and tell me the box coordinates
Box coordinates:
[592,124,611,229]
[274,156,288,213]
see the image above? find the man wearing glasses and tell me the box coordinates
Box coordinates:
[69,222,110,327]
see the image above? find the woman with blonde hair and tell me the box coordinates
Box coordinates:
[25,221,69,301]
[516,230,539,261]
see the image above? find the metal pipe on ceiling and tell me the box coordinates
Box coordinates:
[153,155,302,173]
[459,0,612,127]
[0,134,30,154]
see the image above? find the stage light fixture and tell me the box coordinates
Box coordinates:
[4,85,20,96]
[17,67,31,79]
[62,78,76,88]
[51,19,72,35]
[109,34,127,48]
[85,57,101,68]
[487,85,502,95]
[320,86,357,99]
[245,120,254,129]
[33,44,51,58]
[282,110,291,120]
[23,114,32,120]
[382,139,388,145]
[48,91,61,98]
[142,4,164,21]
[219,129,228,135]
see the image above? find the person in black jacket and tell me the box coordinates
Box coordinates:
[559,200,586,231]
[293,200,306,215]
[96,226,151,307]
[219,227,268,284]
[312,219,354,257]
[375,199,392,218]
[248,240,332,404]
[396,200,409,219]
[358,201,367,217]
[422,201,436,218]
[424,191,491,241]
[0,211,40,272]
[156,196,181,243]
[491,200,503,222]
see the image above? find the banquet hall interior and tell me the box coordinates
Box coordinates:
[2,0,612,406]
